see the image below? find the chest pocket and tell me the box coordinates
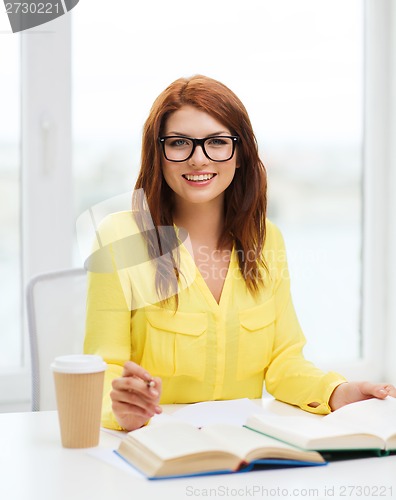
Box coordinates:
[237,297,276,380]
[141,307,208,381]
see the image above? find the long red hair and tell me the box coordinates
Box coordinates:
[133,75,267,306]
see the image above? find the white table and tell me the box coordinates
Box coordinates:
[0,407,395,500]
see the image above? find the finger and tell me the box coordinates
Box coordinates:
[150,376,162,397]
[111,388,158,412]
[122,361,153,382]
[383,384,396,397]
[111,400,154,420]
[151,376,163,413]
[112,378,161,415]
[110,385,162,419]
[112,376,159,402]
[374,386,389,399]
[361,382,394,399]
[124,373,161,400]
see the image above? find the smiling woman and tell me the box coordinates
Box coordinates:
[72,0,365,370]
[83,74,396,433]
[134,76,267,302]
[0,0,394,414]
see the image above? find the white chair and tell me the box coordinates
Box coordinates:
[26,268,87,411]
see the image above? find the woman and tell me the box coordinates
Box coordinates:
[84,75,395,431]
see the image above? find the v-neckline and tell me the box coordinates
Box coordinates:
[179,239,235,311]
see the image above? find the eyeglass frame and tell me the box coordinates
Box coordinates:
[158,135,240,163]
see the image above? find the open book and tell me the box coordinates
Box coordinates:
[245,397,396,456]
[115,421,325,479]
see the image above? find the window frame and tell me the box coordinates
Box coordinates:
[1,0,395,409]
[305,0,395,383]
[0,14,73,407]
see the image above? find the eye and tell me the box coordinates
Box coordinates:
[207,137,229,147]
[168,138,191,148]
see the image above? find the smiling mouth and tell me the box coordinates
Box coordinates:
[182,173,217,182]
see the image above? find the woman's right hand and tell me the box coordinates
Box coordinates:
[110,361,163,431]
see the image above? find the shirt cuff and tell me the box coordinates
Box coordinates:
[299,372,348,415]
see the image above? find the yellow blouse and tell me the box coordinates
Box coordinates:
[84,211,346,430]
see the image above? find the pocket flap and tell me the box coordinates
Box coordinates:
[239,297,276,331]
[145,306,207,336]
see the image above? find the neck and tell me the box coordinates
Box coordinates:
[173,198,225,249]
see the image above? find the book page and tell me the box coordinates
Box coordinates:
[324,397,396,440]
[245,414,384,450]
[150,398,268,427]
[201,423,309,459]
[127,422,237,461]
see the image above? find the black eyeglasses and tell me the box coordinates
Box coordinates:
[158,135,239,162]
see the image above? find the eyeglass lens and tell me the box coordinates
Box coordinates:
[163,137,235,162]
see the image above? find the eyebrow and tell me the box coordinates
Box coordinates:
[166,130,231,137]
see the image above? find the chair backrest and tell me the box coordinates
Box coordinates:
[26,268,87,411]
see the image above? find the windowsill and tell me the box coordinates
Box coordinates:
[0,368,31,407]
[0,400,30,413]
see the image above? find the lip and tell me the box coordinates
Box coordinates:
[182,171,216,176]
[182,172,217,187]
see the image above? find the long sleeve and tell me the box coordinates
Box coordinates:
[83,216,133,430]
[264,223,347,414]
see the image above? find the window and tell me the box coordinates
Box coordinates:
[0,14,72,409]
[261,2,363,366]
[2,0,394,408]
[0,33,21,368]
[72,0,363,366]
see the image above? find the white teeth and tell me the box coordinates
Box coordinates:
[184,174,215,182]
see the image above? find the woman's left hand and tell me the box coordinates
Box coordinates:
[329,381,396,411]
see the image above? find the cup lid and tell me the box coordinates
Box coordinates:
[51,354,107,374]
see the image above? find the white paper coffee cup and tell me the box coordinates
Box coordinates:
[51,354,107,448]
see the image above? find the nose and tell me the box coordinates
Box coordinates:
[188,143,209,166]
